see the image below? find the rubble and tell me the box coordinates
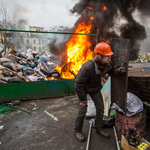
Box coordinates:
[0,46,61,83]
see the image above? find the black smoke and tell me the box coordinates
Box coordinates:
[50,0,150,61]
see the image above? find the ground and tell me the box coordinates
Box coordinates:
[128,62,150,77]
[0,62,150,150]
[0,96,118,150]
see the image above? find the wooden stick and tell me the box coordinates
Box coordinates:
[4,67,28,80]
[9,48,27,59]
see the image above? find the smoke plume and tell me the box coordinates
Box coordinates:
[50,0,150,61]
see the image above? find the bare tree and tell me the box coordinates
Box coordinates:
[0,0,28,56]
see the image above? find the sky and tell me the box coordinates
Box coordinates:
[2,0,79,30]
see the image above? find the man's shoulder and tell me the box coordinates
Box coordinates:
[83,59,94,68]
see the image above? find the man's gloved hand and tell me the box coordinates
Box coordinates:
[119,67,126,73]
[79,102,87,109]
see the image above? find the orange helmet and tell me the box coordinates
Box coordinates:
[94,42,114,56]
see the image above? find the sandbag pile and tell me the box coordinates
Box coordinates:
[0,48,60,83]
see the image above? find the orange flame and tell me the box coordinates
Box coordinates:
[47,77,55,80]
[85,6,93,10]
[55,22,94,79]
[102,4,107,11]
[90,16,94,20]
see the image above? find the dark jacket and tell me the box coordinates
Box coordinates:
[74,59,122,103]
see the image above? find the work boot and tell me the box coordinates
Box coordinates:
[96,130,110,138]
[74,132,86,142]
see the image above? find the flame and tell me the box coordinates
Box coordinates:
[55,22,94,79]
[102,4,107,11]
[41,66,43,70]
[47,77,55,80]
[85,6,93,10]
[90,16,94,20]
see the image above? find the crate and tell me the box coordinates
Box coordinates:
[121,135,150,150]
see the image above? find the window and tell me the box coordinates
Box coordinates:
[27,39,29,45]
[34,47,36,51]
[42,40,44,44]
[39,47,41,52]
[39,40,41,44]
[27,33,29,37]
[36,29,38,31]
[43,47,44,50]
[34,39,36,44]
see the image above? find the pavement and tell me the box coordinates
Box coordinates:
[0,95,117,150]
[128,62,150,77]
[0,95,150,150]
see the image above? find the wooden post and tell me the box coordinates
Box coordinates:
[96,28,100,44]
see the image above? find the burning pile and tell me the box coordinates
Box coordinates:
[50,0,150,79]
[55,22,94,79]
[0,47,60,83]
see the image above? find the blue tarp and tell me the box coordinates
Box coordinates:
[143,65,150,69]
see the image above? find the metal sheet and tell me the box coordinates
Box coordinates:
[110,38,130,112]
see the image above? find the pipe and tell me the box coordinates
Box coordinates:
[113,126,120,150]
[86,120,93,150]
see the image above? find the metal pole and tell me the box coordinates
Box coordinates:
[113,126,120,150]
[86,119,93,150]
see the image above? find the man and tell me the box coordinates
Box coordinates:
[74,42,125,142]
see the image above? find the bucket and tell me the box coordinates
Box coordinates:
[115,109,146,136]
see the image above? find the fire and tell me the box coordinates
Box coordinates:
[90,16,94,20]
[102,4,107,11]
[85,6,93,10]
[47,77,55,80]
[55,22,94,79]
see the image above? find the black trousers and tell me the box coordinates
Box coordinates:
[74,90,104,133]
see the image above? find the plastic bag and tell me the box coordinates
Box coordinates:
[40,55,48,63]
[143,65,150,69]
[111,92,143,116]
[22,68,34,76]
[102,115,115,127]
[126,92,143,116]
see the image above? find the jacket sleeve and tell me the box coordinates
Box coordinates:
[108,61,124,76]
[74,65,89,103]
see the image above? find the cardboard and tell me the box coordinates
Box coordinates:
[121,135,150,150]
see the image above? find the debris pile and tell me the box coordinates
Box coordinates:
[131,53,150,63]
[0,46,61,84]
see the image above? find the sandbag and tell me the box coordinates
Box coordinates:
[1,62,16,71]
[0,58,11,63]
[2,69,13,77]
[8,76,24,83]
[0,65,5,70]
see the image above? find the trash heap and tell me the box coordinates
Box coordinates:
[132,53,150,63]
[0,48,61,84]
